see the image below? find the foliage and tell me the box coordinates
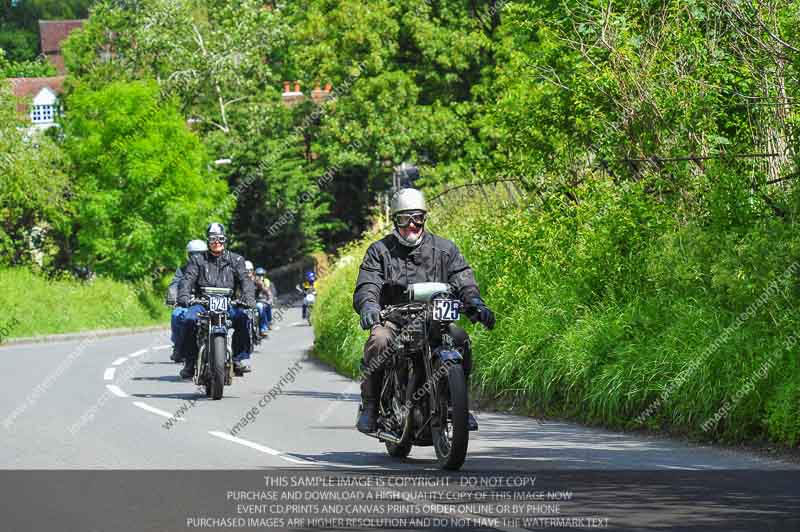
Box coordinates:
[62,80,230,280]
[0,22,38,62]
[0,267,169,338]
[0,48,56,77]
[0,82,71,268]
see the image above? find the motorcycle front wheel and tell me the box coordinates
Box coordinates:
[210,335,226,400]
[431,363,468,470]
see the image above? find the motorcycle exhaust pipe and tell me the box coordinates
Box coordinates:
[376,430,402,445]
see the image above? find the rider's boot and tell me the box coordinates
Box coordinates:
[356,373,379,434]
[179,359,195,380]
[170,346,184,363]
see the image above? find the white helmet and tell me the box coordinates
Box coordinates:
[245,260,254,272]
[186,240,207,255]
[390,188,427,216]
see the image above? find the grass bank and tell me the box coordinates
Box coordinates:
[0,268,170,340]
[313,180,800,447]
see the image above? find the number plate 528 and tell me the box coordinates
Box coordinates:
[433,299,460,321]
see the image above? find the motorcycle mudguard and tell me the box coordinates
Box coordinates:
[211,326,227,335]
[435,349,463,363]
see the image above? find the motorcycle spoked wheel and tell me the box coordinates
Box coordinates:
[431,363,469,470]
[194,344,211,397]
[209,335,226,400]
[383,364,413,458]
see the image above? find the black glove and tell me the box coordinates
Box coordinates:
[468,298,495,330]
[360,305,381,330]
[177,296,190,308]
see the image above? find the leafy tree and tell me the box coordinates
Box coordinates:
[0,82,71,267]
[0,48,56,77]
[62,80,230,279]
[0,22,38,61]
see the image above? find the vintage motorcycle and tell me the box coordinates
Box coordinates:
[248,307,263,346]
[363,282,477,470]
[189,286,245,400]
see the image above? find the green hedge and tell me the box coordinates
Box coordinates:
[0,268,170,339]
[313,181,800,446]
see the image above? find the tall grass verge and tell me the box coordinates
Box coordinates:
[313,178,800,446]
[1,268,170,339]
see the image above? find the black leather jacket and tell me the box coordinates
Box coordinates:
[353,231,481,314]
[178,250,255,308]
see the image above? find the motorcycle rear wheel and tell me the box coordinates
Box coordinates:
[432,364,468,470]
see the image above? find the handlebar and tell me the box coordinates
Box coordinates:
[187,297,252,309]
[379,302,427,320]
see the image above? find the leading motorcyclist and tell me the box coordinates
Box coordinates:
[353,187,496,433]
[177,223,256,378]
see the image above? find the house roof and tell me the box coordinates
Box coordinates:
[8,76,66,99]
[7,76,66,113]
[39,20,86,54]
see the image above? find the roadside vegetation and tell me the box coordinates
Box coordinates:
[314,183,800,447]
[0,268,169,339]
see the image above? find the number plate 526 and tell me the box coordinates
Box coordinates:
[433,299,460,322]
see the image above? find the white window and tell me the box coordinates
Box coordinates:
[31,104,55,124]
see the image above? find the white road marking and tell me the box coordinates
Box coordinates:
[208,431,311,465]
[106,384,127,398]
[111,356,128,366]
[133,401,183,420]
[658,464,700,471]
[152,345,172,351]
[103,368,116,381]
[128,349,148,358]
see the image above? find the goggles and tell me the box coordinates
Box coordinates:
[394,212,426,228]
[208,235,226,244]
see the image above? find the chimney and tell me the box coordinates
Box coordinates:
[311,82,325,105]
[281,80,305,107]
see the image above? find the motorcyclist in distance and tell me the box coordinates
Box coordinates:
[254,267,274,335]
[301,270,316,320]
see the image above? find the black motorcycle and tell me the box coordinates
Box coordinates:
[190,287,245,400]
[364,282,476,470]
[248,307,262,346]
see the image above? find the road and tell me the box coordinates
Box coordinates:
[1,307,798,531]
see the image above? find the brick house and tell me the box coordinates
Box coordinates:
[6,20,85,129]
[38,19,86,74]
[8,76,66,130]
